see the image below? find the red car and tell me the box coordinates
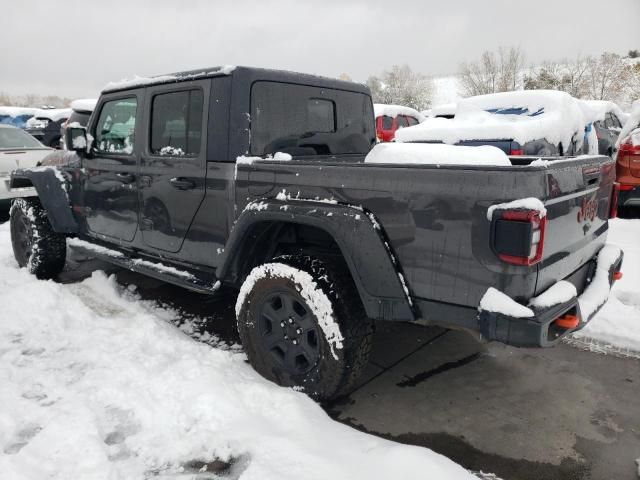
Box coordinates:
[374,104,424,142]
[616,127,640,215]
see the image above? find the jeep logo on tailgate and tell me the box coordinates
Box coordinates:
[577,194,598,223]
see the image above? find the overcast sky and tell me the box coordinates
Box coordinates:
[2,0,639,98]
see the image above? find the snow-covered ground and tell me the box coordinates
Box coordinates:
[570,218,640,356]
[0,216,638,479]
[0,221,475,480]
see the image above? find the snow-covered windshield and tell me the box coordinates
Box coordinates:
[0,127,43,149]
[486,107,545,116]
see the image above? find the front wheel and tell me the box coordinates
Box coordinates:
[10,198,67,279]
[235,256,373,401]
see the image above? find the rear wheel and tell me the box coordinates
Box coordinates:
[10,198,67,279]
[235,255,373,401]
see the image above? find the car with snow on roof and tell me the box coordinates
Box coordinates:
[397,90,589,157]
[8,66,623,400]
[24,107,72,148]
[374,104,425,142]
[615,100,640,216]
[580,100,627,157]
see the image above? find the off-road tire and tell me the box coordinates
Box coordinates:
[10,197,66,279]
[236,255,374,401]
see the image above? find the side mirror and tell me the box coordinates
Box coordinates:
[66,126,88,154]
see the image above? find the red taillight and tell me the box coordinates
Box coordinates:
[618,139,640,155]
[609,182,620,219]
[497,209,546,266]
[618,184,634,191]
[509,149,524,155]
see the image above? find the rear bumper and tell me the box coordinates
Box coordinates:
[618,185,640,207]
[479,247,624,347]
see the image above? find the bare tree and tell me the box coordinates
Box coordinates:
[367,65,433,110]
[524,56,590,98]
[459,46,525,96]
[586,52,629,101]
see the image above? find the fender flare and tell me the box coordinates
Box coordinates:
[10,168,78,234]
[218,199,415,321]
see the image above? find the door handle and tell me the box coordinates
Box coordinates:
[116,172,135,183]
[169,177,195,190]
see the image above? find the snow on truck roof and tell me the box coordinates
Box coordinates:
[396,90,587,150]
[103,65,237,92]
[374,104,425,121]
[580,99,628,124]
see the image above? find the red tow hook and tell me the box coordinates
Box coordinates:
[613,271,623,281]
[554,314,580,329]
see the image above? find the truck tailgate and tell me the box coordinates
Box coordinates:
[535,158,615,296]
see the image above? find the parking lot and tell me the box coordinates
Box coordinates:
[59,249,640,480]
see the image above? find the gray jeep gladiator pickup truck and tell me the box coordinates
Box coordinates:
[8,66,623,400]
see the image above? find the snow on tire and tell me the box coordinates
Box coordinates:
[10,197,66,279]
[235,255,373,401]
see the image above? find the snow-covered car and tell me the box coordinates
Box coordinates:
[0,106,38,129]
[397,90,587,157]
[60,99,97,149]
[580,100,627,157]
[421,103,456,119]
[24,108,72,148]
[0,125,51,207]
[374,104,425,142]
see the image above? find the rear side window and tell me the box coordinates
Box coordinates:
[250,81,374,156]
[150,89,203,156]
[95,98,137,154]
[396,116,409,128]
[381,116,393,130]
[407,116,419,126]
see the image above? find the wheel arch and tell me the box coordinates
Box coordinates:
[218,200,415,321]
[10,168,78,234]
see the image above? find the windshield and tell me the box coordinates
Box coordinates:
[0,127,44,149]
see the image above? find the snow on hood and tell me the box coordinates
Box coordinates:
[365,142,511,166]
[617,99,640,147]
[0,223,476,480]
[26,108,72,124]
[422,103,457,118]
[579,99,627,124]
[374,104,425,122]
[70,98,97,113]
[396,90,586,151]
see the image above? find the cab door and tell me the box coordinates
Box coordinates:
[138,81,209,253]
[83,92,142,242]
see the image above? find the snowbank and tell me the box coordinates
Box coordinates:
[572,219,640,353]
[70,98,97,113]
[396,90,586,152]
[374,104,425,122]
[364,143,511,166]
[0,223,474,480]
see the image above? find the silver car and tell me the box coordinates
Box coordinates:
[0,124,52,205]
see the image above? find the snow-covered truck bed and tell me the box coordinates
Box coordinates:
[8,66,623,400]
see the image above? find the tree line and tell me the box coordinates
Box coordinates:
[357,47,639,111]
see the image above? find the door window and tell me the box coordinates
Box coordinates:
[407,116,420,126]
[150,89,203,156]
[381,116,393,130]
[94,98,138,154]
[396,116,409,129]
